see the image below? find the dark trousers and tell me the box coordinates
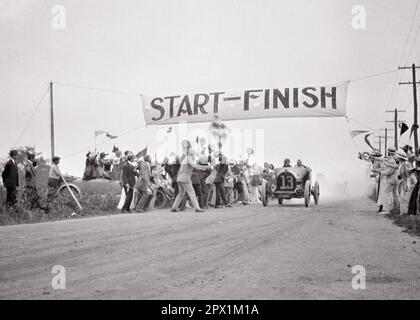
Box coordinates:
[215,182,228,206]
[47,177,61,201]
[193,183,202,207]
[122,186,134,211]
[200,179,209,207]
[6,187,17,206]
[136,190,152,210]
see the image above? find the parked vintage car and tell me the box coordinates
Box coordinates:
[58,177,175,210]
[58,177,122,198]
[261,166,320,207]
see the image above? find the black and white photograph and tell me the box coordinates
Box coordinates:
[1,0,420,308]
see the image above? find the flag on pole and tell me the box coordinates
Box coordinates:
[95,130,118,139]
[410,124,419,139]
[136,147,148,158]
[364,133,375,150]
[95,130,107,137]
[106,133,118,139]
[399,122,409,136]
[349,130,369,138]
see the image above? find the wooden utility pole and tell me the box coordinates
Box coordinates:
[49,81,55,159]
[398,64,420,153]
[379,128,394,157]
[385,109,405,149]
[374,135,382,154]
[378,136,382,154]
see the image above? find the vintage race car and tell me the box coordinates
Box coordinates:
[260,166,320,207]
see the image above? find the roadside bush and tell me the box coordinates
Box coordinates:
[0,187,119,226]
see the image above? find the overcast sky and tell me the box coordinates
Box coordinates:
[1,0,419,185]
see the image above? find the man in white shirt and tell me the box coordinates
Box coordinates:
[48,156,62,198]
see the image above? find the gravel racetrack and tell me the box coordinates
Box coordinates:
[1,197,419,299]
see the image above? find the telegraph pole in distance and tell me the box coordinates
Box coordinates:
[398,63,420,153]
[379,128,394,156]
[374,135,382,154]
[385,108,405,149]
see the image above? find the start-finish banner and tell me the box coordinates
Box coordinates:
[142,82,349,125]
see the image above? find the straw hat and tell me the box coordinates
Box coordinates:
[395,149,408,160]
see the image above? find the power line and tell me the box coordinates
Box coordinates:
[406,18,420,62]
[386,0,420,110]
[53,82,141,96]
[61,124,147,160]
[347,69,398,83]
[346,116,379,134]
[55,69,398,98]
[400,0,420,64]
[13,84,50,147]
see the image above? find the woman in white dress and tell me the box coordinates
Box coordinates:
[370,151,386,213]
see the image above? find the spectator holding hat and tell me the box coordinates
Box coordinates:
[1,150,19,206]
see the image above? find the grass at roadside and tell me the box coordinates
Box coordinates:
[388,212,420,236]
[0,188,119,226]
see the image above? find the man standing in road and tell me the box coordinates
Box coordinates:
[121,152,138,213]
[171,140,209,213]
[1,150,19,206]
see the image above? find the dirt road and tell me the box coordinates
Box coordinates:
[1,198,419,299]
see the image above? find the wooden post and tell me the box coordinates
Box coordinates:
[394,108,398,149]
[398,64,420,153]
[50,82,55,159]
[60,175,83,211]
[413,63,419,152]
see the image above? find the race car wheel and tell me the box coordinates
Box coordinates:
[278,198,283,205]
[261,179,268,207]
[304,180,311,207]
[313,181,320,205]
[153,188,169,210]
[58,184,81,198]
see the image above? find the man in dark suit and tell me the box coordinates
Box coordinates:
[2,150,19,206]
[121,152,138,213]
